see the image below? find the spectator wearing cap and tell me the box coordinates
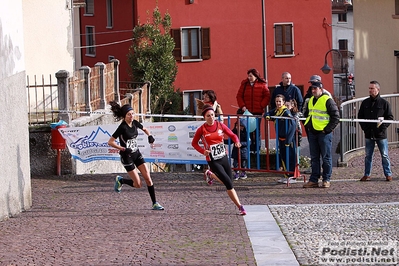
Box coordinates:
[303,81,340,188]
[271,72,303,112]
[303,75,332,114]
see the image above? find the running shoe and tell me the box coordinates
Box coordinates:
[152,202,165,210]
[233,171,240,181]
[204,170,214,185]
[240,171,247,179]
[283,178,297,184]
[114,175,123,192]
[239,205,247,216]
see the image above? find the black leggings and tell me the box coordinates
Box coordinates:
[208,156,234,190]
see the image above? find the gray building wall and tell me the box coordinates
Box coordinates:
[0,0,32,220]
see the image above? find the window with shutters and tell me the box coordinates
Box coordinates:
[171,27,211,62]
[85,26,95,56]
[84,0,94,15]
[274,23,294,57]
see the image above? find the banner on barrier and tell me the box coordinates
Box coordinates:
[58,121,208,164]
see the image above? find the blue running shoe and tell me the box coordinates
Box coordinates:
[114,175,123,192]
[240,171,247,179]
[152,202,165,210]
[233,171,240,181]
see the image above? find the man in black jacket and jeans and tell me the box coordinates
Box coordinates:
[358,80,394,182]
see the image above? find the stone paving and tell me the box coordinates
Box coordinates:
[0,148,398,265]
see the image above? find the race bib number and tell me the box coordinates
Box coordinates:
[210,142,226,160]
[127,139,138,152]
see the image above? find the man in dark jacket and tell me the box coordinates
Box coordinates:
[358,80,393,182]
[302,81,340,188]
[270,72,303,111]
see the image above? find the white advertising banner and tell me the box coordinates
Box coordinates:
[58,121,207,164]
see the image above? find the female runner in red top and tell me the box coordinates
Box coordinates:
[191,104,246,215]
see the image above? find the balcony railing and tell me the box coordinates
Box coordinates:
[332,0,352,13]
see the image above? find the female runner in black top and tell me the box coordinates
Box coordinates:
[108,101,164,210]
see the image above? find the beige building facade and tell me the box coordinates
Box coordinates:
[354,0,399,97]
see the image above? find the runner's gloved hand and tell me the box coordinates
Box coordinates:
[148,135,155,144]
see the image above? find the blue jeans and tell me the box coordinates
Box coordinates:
[364,138,392,177]
[308,131,332,182]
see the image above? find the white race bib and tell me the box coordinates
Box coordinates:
[127,139,138,152]
[210,142,226,160]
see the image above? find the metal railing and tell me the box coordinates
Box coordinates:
[339,94,399,164]
[27,75,58,125]
[27,60,153,126]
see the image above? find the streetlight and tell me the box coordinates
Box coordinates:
[321,49,349,101]
[321,49,349,165]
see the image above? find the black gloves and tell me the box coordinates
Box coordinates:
[148,135,155,144]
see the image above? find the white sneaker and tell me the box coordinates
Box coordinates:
[277,178,285,183]
[283,178,297,184]
[204,170,214,185]
[239,172,247,179]
[233,171,240,181]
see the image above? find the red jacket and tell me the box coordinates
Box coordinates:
[236,79,270,115]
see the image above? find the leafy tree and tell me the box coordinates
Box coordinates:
[127,6,182,121]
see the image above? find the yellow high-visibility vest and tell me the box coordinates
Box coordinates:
[304,95,330,130]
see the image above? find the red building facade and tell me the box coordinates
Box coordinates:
[78,0,332,116]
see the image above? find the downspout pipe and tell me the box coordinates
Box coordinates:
[261,0,267,81]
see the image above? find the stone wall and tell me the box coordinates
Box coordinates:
[29,126,72,176]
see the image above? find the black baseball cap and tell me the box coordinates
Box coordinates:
[310,81,323,88]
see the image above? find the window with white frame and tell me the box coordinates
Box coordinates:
[183,90,203,114]
[106,0,113,28]
[171,27,211,62]
[85,0,94,15]
[274,23,294,57]
[85,26,95,56]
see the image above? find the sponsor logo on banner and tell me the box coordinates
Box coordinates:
[167,144,179,149]
[168,134,178,142]
[168,125,176,132]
